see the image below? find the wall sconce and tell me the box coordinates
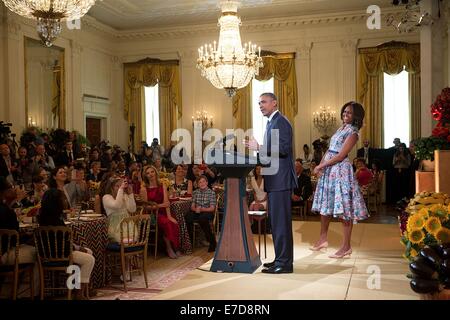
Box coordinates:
[191,109,213,129]
[312,106,336,140]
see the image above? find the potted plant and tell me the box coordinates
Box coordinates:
[414,136,449,170]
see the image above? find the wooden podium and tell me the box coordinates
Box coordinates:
[206,149,261,273]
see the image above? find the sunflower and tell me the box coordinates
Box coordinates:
[417,207,430,219]
[407,214,425,232]
[410,248,419,258]
[435,227,450,244]
[409,229,425,244]
[430,204,449,221]
[425,216,442,234]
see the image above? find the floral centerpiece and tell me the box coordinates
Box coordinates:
[402,193,450,299]
[21,203,41,217]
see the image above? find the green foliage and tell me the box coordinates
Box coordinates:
[414,136,450,161]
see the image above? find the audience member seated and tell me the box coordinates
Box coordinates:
[370,159,384,195]
[0,143,15,185]
[15,146,33,184]
[355,158,373,188]
[171,164,193,196]
[140,165,181,259]
[31,144,55,174]
[102,176,136,243]
[249,165,267,211]
[86,161,103,183]
[0,177,38,297]
[291,159,313,207]
[186,175,217,252]
[30,175,48,205]
[39,188,95,300]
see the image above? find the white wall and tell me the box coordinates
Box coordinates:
[0,7,127,147]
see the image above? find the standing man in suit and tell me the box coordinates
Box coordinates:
[357,139,374,168]
[245,93,297,274]
[56,140,77,167]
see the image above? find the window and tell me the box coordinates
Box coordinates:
[144,84,160,143]
[383,71,410,148]
[251,77,274,145]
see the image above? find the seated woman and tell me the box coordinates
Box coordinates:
[102,176,136,243]
[49,165,88,209]
[140,165,181,259]
[38,188,95,300]
[171,164,193,196]
[0,177,38,298]
[249,165,267,211]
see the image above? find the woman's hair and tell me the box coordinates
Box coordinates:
[340,101,365,129]
[103,176,122,196]
[253,165,262,180]
[39,188,66,225]
[0,176,11,194]
[48,165,67,188]
[372,159,382,171]
[142,165,161,187]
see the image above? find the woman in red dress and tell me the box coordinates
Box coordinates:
[140,165,181,259]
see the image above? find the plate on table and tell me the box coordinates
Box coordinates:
[79,213,103,218]
[179,197,192,201]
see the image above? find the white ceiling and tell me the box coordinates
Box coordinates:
[88,0,390,30]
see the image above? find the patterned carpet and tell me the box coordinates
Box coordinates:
[93,252,212,300]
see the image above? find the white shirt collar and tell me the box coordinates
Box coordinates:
[268,110,279,122]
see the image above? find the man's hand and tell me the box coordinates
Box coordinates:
[292,194,301,202]
[243,137,259,151]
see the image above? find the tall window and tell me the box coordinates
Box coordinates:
[145,84,160,143]
[383,71,410,148]
[251,78,274,145]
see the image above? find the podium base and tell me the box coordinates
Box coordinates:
[210,256,261,273]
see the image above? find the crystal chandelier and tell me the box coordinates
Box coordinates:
[2,0,99,47]
[197,0,263,98]
[387,1,434,33]
[313,106,337,140]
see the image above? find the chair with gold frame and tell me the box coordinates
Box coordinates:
[0,229,35,300]
[33,226,73,300]
[105,215,151,292]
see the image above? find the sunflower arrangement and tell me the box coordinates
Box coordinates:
[401,200,450,261]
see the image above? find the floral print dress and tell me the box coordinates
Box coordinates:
[311,124,369,222]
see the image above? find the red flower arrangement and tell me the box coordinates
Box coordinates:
[431,87,450,142]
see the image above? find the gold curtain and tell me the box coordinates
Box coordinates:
[357,42,420,147]
[51,51,65,129]
[232,53,297,128]
[409,72,421,141]
[124,59,181,152]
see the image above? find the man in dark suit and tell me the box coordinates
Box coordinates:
[357,139,375,168]
[245,93,297,274]
[291,159,313,207]
[56,140,77,167]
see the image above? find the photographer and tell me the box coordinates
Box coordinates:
[0,143,15,185]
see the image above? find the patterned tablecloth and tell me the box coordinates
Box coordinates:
[70,217,108,289]
[170,199,192,255]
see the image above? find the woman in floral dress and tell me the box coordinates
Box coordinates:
[311,102,369,258]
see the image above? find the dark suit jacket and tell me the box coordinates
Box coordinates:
[0,157,10,178]
[357,147,375,168]
[260,111,298,192]
[56,150,78,167]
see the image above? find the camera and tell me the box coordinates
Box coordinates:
[0,121,13,143]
